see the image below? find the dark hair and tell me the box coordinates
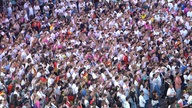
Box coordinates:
[176,72,180,76]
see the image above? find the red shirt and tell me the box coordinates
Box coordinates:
[184,52,188,58]
[123,55,128,64]
[118,63,121,71]
[36,21,41,30]
[53,62,57,69]
[7,84,13,95]
[147,55,151,60]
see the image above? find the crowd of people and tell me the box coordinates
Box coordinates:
[0,0,192,108]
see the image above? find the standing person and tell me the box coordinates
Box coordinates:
[133,75,141,97]
[161,78,170,99]
[75,0,79,13]
[175,72,182,100]
[93,0,99,9]
[34,2,40,15]
[167,84,176,107]
[139,91,146,108]
[151,91,159,108]
[38,0,44,14]
[143,84,149,108]
[129,86,137,108]
[28,3,34,20]
[43,3,50,18]
[9,94,18,108]
[7,3,12,19]
[153,73,161,97]
[123,97,130,108]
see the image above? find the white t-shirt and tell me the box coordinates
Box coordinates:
[24,2,29,9]
[188,95,192,104]
[37,91,46,99]
[7,6,12,17]
[28,6,34,16]
[168,2,173,10]
[167,88,176,97]
[48,77,54,87]
[175,16,184,23]
[123,101,130,108]
[180,29,188,37]
[34,5,40,14]
[185,22,192,30]
[188,74,192,81]
[139,95,146,107]
[187,11,192,17]
[71,83,78,94]
[44,5,50,14]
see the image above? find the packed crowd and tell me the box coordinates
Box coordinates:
[0,0,192,108]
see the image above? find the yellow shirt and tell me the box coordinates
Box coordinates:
[50,25,54,31]
[141,14,146,20]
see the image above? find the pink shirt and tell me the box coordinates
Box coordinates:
[144,24,152,30]
[184,8,189,14]
[175,76,182,89]
[35,101,40,108]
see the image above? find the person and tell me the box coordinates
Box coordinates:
[142,84,149,108]
[129,86,137,108]
[175,72,182,100]
[139,91,146,108]
[7,3,12,19]
[152,73,161,97]
[167,84,176,107]
[123,96,130,108]
[178,96,189,108]
[151,91,159,108]
[188,92,192,106]
[162,78,171,98]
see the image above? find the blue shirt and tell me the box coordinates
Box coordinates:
[38,0,44,6]
[81,89,86,97]
[4,65,10,71]
[181,4,186,10]
[180,65,187,73]
[143,88,149,100]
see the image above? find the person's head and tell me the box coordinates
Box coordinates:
[15,87,20,91]
[169,84,173,88]
[176,72,181,77]
[140,90,144,95]
[152,91,157,95]
[181,96,185,100]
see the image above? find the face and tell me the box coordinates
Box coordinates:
[170,84,173,88]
